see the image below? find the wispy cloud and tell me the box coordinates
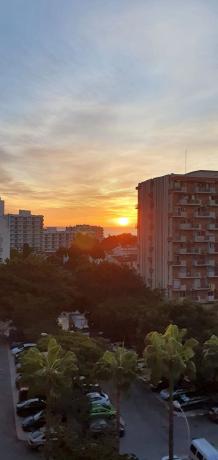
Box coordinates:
[0,0,218,225]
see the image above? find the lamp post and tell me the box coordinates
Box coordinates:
[174,401,191,455]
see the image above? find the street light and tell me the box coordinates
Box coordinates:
[174,401,191,455]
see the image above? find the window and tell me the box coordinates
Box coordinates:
[190,445,197,455]
[196,452,204,460]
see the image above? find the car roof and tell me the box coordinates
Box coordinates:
[191,438,218,458]
[87,392,103,397]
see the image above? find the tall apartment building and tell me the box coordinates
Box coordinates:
[0,198,10,262]
[137,170,218,303]
[43,225,104,253]
[7,209,44,252]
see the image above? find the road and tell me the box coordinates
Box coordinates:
[0,342,37,460]
[118,381,218,460]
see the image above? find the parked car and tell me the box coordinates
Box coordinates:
[22,410,46,431]
[27,429,58,450]
[12,343,36,356]
[90,402,116,417]
[173,395,211,412]
[16,398,46,417]
[160,387,195,401]
[89,415,125,437]
[87,392,110,406]
[208,407,218,423]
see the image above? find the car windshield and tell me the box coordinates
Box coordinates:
[31,431,42,439]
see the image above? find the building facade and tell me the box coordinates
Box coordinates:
[7,210,44,252]
[137,170,218,303]
[43,225,104,253]
[0,199,10,262]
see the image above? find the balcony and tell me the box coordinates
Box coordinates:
[208,200,218,206]
[208,224,218,230]
[172,211,187,218]
[176,248,207,255]
[194,211,216,218]
[193,260,215,267]
[195,187,216,193]
[178,199,201,206]
[172,284,187,291]
[171,186,187,193]
[194,235,216,243]
[207,271,218,278]
[173,236,187,243]
[180,223,201,230]
[178,272,201,279]
[172,260,187,267]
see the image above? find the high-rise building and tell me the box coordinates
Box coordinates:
[0,198,10,262]
[137,171,218,303]
[7,209,44,252]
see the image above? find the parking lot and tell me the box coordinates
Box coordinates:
[119,382,218,460]
[3,340,218,460]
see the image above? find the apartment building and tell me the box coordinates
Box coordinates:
[43,225,104,253]
[43,227,75,253]
[7,209,44,252]
[0,199,10,262]
[137,170,218,303]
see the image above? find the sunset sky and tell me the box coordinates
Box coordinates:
[1,0,218,227]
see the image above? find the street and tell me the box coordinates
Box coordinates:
[0,343,37,460]
[119,381,218,460]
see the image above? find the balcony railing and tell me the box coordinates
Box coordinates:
[208,200,218,206]
[193,260,215,267]
[178,199,201,206]
[208,224,218,230]
[180,223,201,230]
[194,211,216,218]
[195,187,216,193]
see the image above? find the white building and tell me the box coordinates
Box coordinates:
[43,225,104,253]
[0,198,10,262]
[7,209,44,252]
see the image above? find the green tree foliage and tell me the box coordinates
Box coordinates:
[21,337,78,399]
[101,233,137,251]
[144,325,198,460]
[95,346,138,446]
[202,335,218,384]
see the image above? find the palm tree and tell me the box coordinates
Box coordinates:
[21,337,78,458]
[202,334,218,385]
[95,346,138,448]
[144,324,197,460]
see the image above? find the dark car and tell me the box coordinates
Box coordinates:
[16,398,46,417]
[173,394,212,412]
[208,407,218,423]
[22,410,46,431]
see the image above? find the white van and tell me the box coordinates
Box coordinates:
[190,438,218,460]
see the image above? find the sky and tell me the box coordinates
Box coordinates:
[1,0,218,227]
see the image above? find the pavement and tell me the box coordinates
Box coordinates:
[0,342,38,459]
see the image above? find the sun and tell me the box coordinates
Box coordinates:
[117,217,129,226]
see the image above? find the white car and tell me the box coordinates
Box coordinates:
[161,456,183,460]
[28,428,57,450]
[11,343,36,355]
[87,392,110,406]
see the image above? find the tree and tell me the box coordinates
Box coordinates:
[22,337,78,398]
[95,346,138,449]
[202,334,218,386]
[144,324,198,460]
[21,338,78,458]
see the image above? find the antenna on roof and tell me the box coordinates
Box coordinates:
[185,149,188,174]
